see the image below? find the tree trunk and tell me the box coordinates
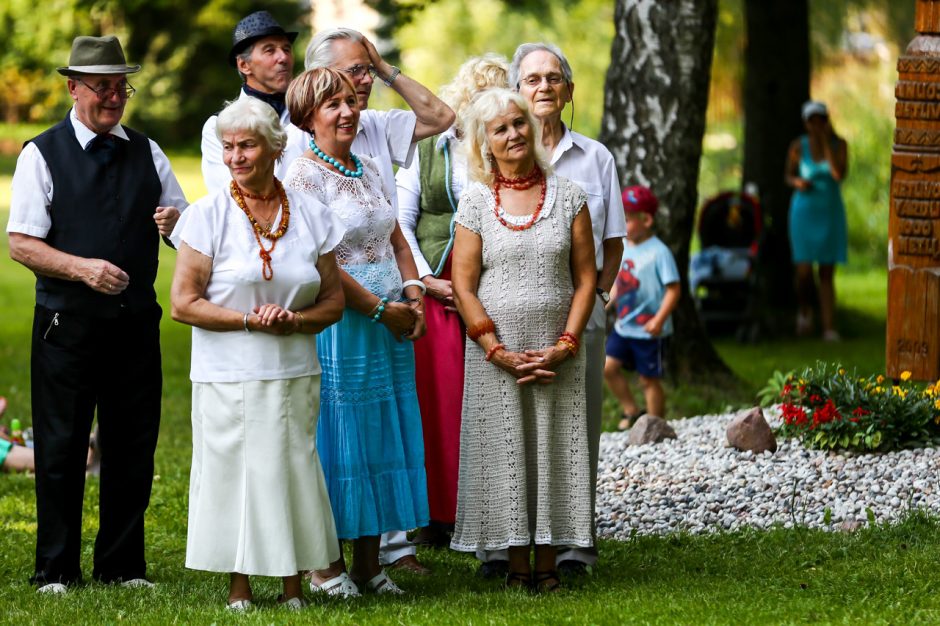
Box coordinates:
[742,0,810,324]
[599,0,732,382]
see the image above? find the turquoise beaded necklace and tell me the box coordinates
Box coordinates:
[309,138,364,178]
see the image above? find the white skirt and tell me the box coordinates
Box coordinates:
[185,375,340,576]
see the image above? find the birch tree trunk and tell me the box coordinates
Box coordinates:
[599,0,732,381]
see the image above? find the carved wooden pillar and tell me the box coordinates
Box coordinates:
[888,0,940,380]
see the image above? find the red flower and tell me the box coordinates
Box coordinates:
[781,384,793,396]
[781,402,807,427]
[812,399,842,426]
[851,406,870,417]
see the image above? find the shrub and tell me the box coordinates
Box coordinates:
[773,362,940,452]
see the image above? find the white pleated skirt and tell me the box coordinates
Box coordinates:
[185,375,340,576]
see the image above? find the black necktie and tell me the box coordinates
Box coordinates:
[87,134,115,165]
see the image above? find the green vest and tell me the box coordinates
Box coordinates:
[415,136,459,276]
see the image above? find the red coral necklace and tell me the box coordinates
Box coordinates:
[492,166,546,232]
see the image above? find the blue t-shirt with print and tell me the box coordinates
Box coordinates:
[613,235,680,339]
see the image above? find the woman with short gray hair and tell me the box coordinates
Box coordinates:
[171,96,346,611]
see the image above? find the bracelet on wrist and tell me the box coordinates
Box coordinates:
[243,312,252,333]
[370,296,389,323]
[402,279,426,295]
[485,343,506,362]
[466,318,496,341]
[294,310,306,331]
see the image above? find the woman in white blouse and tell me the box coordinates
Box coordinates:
[170,97,345,611]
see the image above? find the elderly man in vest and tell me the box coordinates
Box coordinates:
[305,27,454,577]
[201,10,305,192]
[7,35,187,593]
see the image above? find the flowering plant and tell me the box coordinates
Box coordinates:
[774,362,940,452]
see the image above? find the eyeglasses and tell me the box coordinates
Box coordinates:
[520,73,566,88]
[77,79,136,100]
[340,64,375,80]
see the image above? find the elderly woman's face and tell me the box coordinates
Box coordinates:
[311,82,360,150]
[517,50,572,121]
[485,102,533,168]
[222,129,276,189]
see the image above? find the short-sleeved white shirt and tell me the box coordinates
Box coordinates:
[351,108,417,214]
[8,108,188,238]
[550,126,626,269]
[200,89,308,194]
[550,126,626,330]
[173,186,345,383]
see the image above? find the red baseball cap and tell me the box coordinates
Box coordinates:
[622,185,658,217]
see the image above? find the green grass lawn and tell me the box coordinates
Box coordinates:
[2,152,935,625]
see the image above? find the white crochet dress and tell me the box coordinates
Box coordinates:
[450,174,593,552]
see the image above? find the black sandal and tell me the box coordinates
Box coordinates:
[533,570,561,593]
[617,409,645,431]
[504,571,531,590]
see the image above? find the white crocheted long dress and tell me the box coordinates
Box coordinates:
[450,174,593,552]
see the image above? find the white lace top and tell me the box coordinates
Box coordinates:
[284,155,403,299]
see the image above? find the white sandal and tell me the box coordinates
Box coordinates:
[309,572,360,598]
[226,599,252,612]
[362,569,404,595]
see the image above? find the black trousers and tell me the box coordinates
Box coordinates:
[30,304,162,585]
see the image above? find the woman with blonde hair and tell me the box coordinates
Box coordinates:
[395,53,509,550]
[450,88,597,592]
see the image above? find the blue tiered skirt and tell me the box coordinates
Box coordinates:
[317,261,429,539]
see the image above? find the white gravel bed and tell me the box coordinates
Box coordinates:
[595,409,940,538]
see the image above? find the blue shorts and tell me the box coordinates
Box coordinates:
[605,334,668,378]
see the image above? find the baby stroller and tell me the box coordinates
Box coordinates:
[689,190,762,341]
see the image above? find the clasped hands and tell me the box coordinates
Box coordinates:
[490,344,572,385]
[381,300,427,342]
[250,303,303,335]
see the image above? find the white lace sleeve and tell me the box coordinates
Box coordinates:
[455,184,485,234]
[283,158,328,204]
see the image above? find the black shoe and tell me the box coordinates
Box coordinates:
[477,560,509,579]
[557,559,588,576]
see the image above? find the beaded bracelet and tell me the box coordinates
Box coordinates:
[556,337,578,356]
[466,318,496,341]
[370,297,389,323]
[484,343,506,362]
[243,312,251,333]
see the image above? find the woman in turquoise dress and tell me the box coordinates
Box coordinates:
[284,67,429,597]
[786,100,848,341]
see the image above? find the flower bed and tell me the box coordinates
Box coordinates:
[767,362,940,451]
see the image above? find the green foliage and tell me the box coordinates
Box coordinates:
[396,0,614,140]
[775,362,940,452]
[757,369,794,408]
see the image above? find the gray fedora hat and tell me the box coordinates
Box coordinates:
[229,11,298,67]
[57,35,141,76]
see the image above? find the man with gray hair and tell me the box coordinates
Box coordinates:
[201,10,304,192]
[500,41,626,577]
[305,28,454,214]
[305,27,454,577]
[8,34,187,593]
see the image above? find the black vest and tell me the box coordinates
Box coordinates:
[29,114,162,317]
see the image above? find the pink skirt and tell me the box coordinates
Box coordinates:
[413,257,464,524]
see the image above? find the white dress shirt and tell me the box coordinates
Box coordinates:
[8,107,188,238]
[550,125,626,330]
[396,127,467,278]
[350,108,418,215]
[200,89,307,194]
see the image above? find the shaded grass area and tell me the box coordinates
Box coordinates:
[3,462,940,626]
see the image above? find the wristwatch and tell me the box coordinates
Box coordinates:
[596,288,610,304]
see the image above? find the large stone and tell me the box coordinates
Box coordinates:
[726,407,777,454]
[627,415,677,446]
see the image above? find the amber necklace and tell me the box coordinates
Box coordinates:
[492,166,546,232]
[230,178,290,280]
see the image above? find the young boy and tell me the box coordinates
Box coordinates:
[603,186,681,431]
